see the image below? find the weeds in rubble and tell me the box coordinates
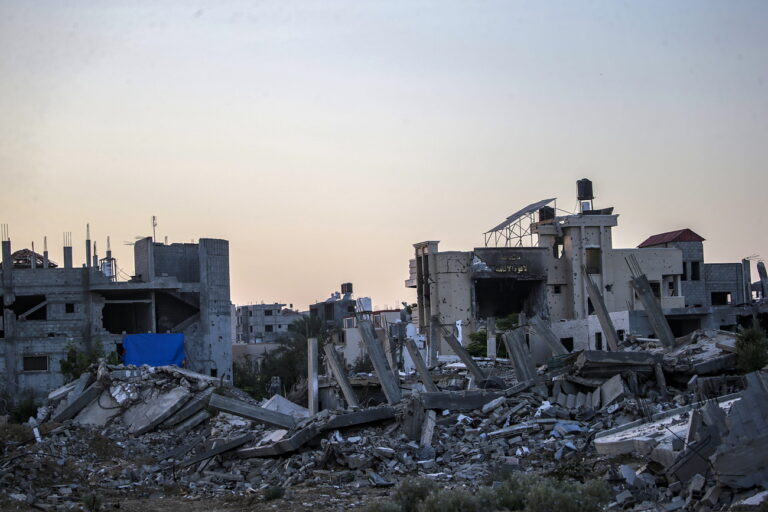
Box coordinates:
[10,391,37,423]
[59,341,103,383]
[392,478,437,512]
[0,423,33,443]
[736,327,768,373]
[81,493,102,512]
[525,477,610,512]
[365,472,610,512]
[88,433,122,459]
[263,485,285,501]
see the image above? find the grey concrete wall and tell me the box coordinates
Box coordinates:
[1,235,234,402]
[197,238,232,381]
[705,263,747,305]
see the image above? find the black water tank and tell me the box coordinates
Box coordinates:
[538,206,555,221]
[577,178,594,201]
[341,282,353,295]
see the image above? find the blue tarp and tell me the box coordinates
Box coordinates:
[123,333,185,367]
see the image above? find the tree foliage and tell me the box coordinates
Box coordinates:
[736,327,768,373]
[233,315,329,400]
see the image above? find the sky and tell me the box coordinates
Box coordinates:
[1,1,767,310]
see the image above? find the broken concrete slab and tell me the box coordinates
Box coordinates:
[161,387,214,428]
[73,389,121,427]
[262,394,311,420]
[324,406,397,430]
[528,315,569,356]
[51,381,104,423]
[179,433,255,468]
[575,350,662,378]
[421,390,502,411]
[358,319,402,405]
[208,393,297,429]
[237,425,321,458]
[173,410,210,434]
[600,374,625,409]
[122,387,192,435]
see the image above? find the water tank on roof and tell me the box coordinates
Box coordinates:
[341,282,353,295]
[538,206,555,222]
[577,178,594,201]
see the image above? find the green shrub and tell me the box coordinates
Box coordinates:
[363,502,403,512]
[417,489,484,512]
[736,328,768,373]
[465,331,487,357]
[525,477,610,512]
[495,313,519,332]
[393,478,437,512]
[10,392,37,423]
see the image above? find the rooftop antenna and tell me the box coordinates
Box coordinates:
[152,216,157,242]
[1,224,8,241]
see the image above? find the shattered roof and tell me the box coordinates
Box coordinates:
[5,248,58,268]
[638,228,705,248]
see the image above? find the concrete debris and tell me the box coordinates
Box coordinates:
[1,327,763,511]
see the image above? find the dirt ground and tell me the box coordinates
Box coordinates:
[0,483,395,512]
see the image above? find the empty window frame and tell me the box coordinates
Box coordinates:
[595,332,603,351]
[65,303,76,314]
[691,261,701,281]
[264,310,273,316]
[23,355,49,372]
[265,325,274,332]
[553,285,562,295]
[585,248,601,274]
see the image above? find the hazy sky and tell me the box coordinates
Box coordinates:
[1,1,766,310]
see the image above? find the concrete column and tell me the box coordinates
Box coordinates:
[85,240,91,268]
[323,343,360,408]
[358,318,402,404]
[30,242,37,269]
[582,270,620,351]
[2,240,11,272]
[486,317,496,358]
[63,246,73,268]
[404,338,438,392]
[307,337,319,414]
[440,326,486,382]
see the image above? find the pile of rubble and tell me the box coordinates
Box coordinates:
[2,329,767,510]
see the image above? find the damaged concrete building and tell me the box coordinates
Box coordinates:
[0,229,233,401]
[408,179,757,363]
[234,303,304,344]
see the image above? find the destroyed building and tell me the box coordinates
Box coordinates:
[309,283,361,330]
[0,229,233,401]
[407,179,757,363]
[234,303,304,343]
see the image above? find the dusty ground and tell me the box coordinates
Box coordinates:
[0,481,395,512]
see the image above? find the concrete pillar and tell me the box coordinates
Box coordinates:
[582,270,620,351]
[758,262,768,300]
[63,246,73,268]
[307,337,319,415]
[2,240,11,271]
[85,239,91,268]
[30,242,37,269]
[358,318,402,404]
[440,326,487,382]
[486,317,496,358]
[323,343,360,408]
[404,338,438,392]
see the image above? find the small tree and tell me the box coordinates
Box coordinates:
[736,327,768,373]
